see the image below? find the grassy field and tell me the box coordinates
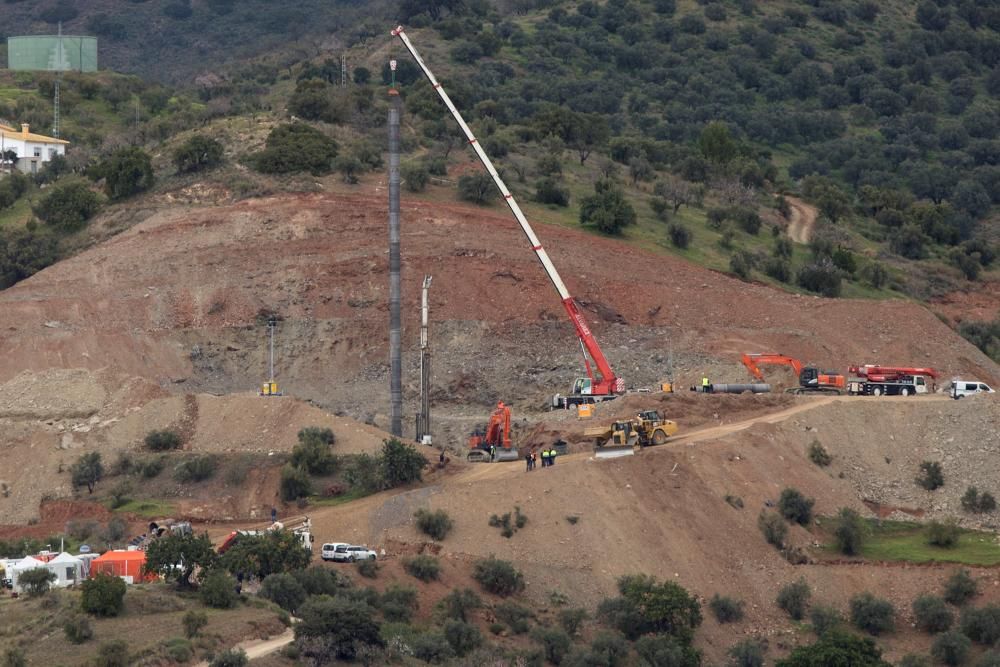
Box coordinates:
[821,519,1000,566]
[114,499,179,519]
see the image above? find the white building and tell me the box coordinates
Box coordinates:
[0,123,69,175]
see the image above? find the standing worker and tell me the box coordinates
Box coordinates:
[540,449,549,468]
[489,444,496,462]
[702,377,712,394]
[549,448,556,466]
[525,450,533,472]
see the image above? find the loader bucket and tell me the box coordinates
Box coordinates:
[595,445,636,459]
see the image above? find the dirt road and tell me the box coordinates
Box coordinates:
[785,196,818,244]
[193,627,294,666]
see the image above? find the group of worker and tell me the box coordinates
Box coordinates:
[525,447,558,471]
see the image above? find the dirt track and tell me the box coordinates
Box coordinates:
[785,196,818,244]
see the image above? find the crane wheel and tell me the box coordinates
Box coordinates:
[901,387,911,397]
[872,387,882,397]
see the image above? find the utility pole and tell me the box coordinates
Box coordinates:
[416,276,432,444]
[341,53,348,87]
[387,60,403,437]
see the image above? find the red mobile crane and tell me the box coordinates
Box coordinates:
[391,26,625,410]
[848,365,939,396]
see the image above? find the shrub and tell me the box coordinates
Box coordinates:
[807,440,831,466]
[63,615,94,644]
[599,575,702,642]
[279,464,312,501]
[260,573,307,613]
[209,649,248,667]
[733,208,763,235]
[535,178,570,207]
[173,135,224,173]
[532,627,572,665]
[98,147,155,201]
[978,651,1000,667]
[779,488,814,525]
[932,630,971,666]
[252,123,338,176]
[295,595,384,661]
[81,573,127,617]
[913,594,953,633]
[778,631,888,667]
[944,569,978,606]
[402,163,429,192]
[414,508,453,541]
[71,451,103,494]
[381,585,418,623]
[797,259,842,297]
[18,567,56,597]
[497,601,533,634]
[709,594,745,623]
[437,588,481,622]
[729,250,754,281]
[668,223,692,249]
[849,592,895,636]
[183,610,208,638]
[927,520,960,548]
[292,566,347,597]
[472,557,524,597]
[777,579,811,621]
[444,619,483,657]
[173,455,218,483]
[579,179,637,235]
[140,456,165,478]
[589,631,629,667]
[379,438,428,489]
[34,181,101,232]
[108,480,131,509]
[200,570,238,609]
[728,639,765,667]
[458,172,495,205]
[916,461,945,490]
[634,635,701,667]
[410,632,454,663]
[960,605,1000,644]
[898,654,931,667]
[164,638,193,663]
[145,430,181,452]
[833,507,864,556]
[356,558,379,579]
[290,427,337,475]
[558,607,588,636]
[403,554,440,582]
[961,487,997,513]
[94,640,129,667]
[758,510,787,547]
[764,257,792,283]
[810,604,842,636]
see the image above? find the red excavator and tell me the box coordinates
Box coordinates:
[741,353,846,394]
[848,365,939,396]
[467,401,518,462]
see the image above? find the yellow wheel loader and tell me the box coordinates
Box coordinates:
[585,410,678,458]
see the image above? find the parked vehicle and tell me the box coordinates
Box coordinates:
[321,543,349,562]
[847,365,939,396]
[343,546,377,562]
[950,380,995,399]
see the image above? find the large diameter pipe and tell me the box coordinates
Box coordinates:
[388,91,402,437]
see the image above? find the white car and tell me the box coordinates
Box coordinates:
[951,380,995,399]
[320,543,349,561]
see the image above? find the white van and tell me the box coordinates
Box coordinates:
[950,380,995,399]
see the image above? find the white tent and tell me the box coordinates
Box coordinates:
[47,552,83,588]
[10,556,46,592]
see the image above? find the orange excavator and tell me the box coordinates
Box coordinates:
[741,353,846,394]
[467,401,518,462]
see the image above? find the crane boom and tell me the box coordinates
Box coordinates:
[391,26,623,396]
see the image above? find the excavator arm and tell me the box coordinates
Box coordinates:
[391,26,623,397]
[741,353,804,381]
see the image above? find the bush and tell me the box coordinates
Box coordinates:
[733,208,763,234]
[668,223,692,249]
[34,181,101,232]
[381,585,418,623]
[97,147,154,201]
[932,630,971,666]
[810,604,842,636]
[295,595,384,661]
[943,569,978,606]
[379,438,428,489]
[535,178,570,207]
[589,631,629,667]
[558,607,588,636]
[777,631,888,667]
[260,573,307,613]
[163,638,193,664]
[764,257,792,283]
[599,575,702,642]
[472,557,524,596]
[807,440,831,466]
[634,635,701,667]
[898,655,930,667]
[797,259,842,297]
[410,632,455,664]
[927,520,960,548]
[140,456,165,478]
[579,179,637,235]
[182,610,208,638]
[437,588,481,622]
[496,601,532,634]
[94,640,130,667]
[173,455,218,483]
[200,570,238,609]
[849,592,895,635]
[173,135,224,173]
[728,639,765,667]
[729,250,754,281]
[290,428,337,475]
[961,487,997,513]
[63,615,94,644]
[758,510,787,548]
[81,573,127,617]
[292,566,347,597]
[978,651,1000,667]
[403,554,440,582]
[252,123,338,176]
[18,567,56,597]
[779,488,814,525]
[279,464,312,501]
[444,619,482,657]
[145,430,181,452]
[960,605,1000,644]
[916,461,944,490]
[913,594,953,633]
[356,558,379,579]
[458,172,496,205]
[777,579,811,621]
[833,508,865,556]
[709,594,745,623]
[414,508,453,541]
[402,163,429,192]
[209,649,248,667]
[532,627,572,665]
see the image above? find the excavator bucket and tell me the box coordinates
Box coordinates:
[495,447,520,462]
